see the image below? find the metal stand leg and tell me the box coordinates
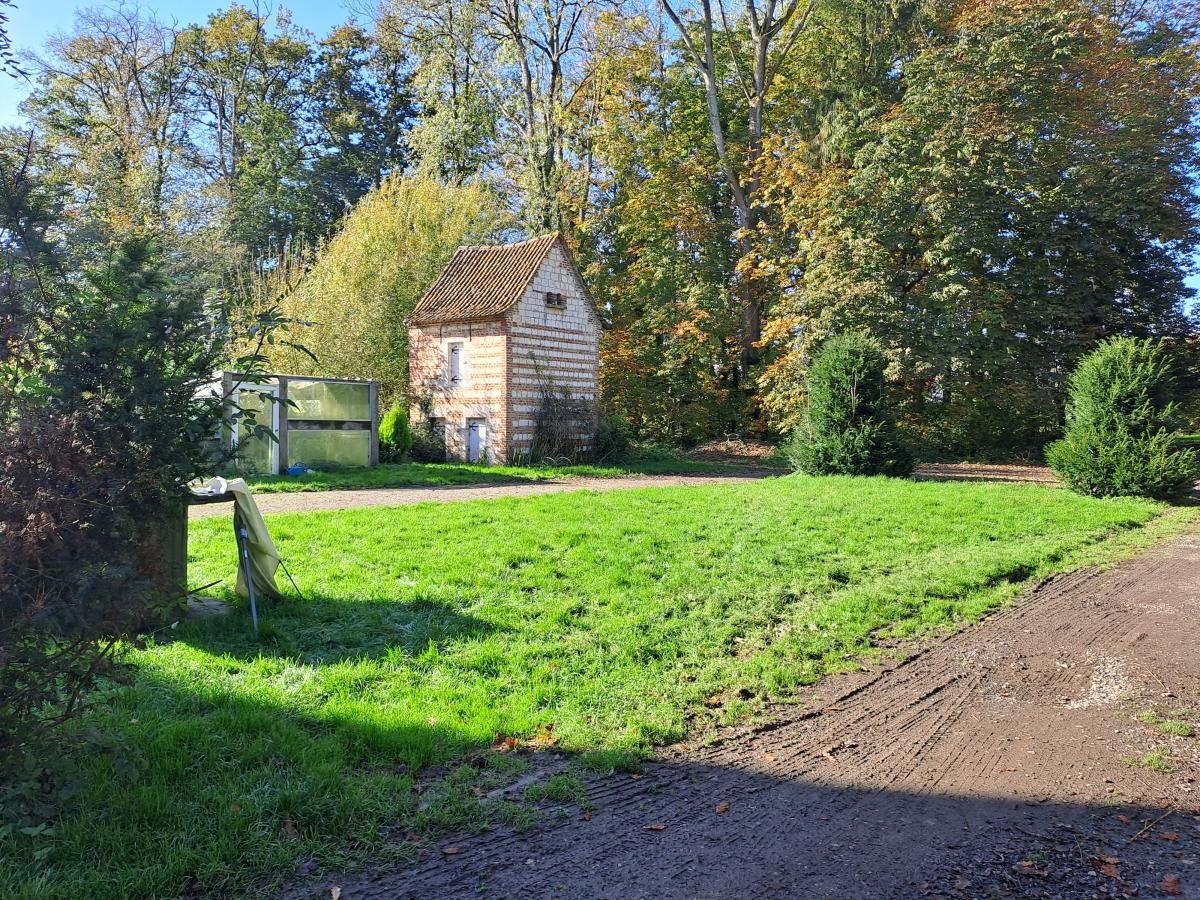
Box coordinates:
[236,520,259,638]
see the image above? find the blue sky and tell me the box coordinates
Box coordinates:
[2,0,1197,307]
[0,1,351,124]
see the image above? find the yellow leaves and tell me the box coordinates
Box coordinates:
[269,175,504,392]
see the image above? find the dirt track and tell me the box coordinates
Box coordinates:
[290,530,1200,900]
[188,472,770,519]
[191,463,1056,519]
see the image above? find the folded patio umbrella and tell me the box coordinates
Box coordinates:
[196,476,283,600]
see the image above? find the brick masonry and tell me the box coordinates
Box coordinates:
[408,242,601,464]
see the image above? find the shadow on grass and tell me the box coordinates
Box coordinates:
[176,595,504,665]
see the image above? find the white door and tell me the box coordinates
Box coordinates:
[467,418,486,463]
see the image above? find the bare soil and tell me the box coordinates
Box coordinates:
[188,473,768,519]
[192,464,1060,519]
[913,462,1059,485]
[686,437,782,467]
[288,530,1200,900]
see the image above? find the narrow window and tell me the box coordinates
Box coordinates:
[544,291,566,310]
[448,343,463,383]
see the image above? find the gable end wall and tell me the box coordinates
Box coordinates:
[504,244,601,460]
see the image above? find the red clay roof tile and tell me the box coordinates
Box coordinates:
[408,232,566,326]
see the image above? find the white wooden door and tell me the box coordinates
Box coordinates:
[467,418,486,463]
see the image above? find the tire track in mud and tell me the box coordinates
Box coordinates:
[289,534,1200,900]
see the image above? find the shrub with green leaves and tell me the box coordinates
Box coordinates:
[1046,337,1196,499]
[785,333,912,477]
[378,402,412,462]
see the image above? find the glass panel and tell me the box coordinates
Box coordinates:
[287,380,370,421]
[287,430,370,469]
[237,390,276,474]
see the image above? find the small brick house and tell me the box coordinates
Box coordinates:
[407,232,601,464]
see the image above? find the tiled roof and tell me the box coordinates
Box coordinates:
[408,232,568,326]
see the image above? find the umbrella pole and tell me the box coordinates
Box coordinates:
[235,516,260,638]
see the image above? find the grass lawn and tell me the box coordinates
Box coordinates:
[0,476,1175,898]
[243,447,740,494]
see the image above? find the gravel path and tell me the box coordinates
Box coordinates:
[188,472,772,519]
[190,463,1064,520]
[288,529,1200,900]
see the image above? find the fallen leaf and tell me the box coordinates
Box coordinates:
[1160,831,1179,842]
[529,723,559,747]
[715,802,730,815]
[1015,860,1050,878]
[1000,767,1017,773]
[1091,855,1122,881]
[427,717,439,726]
[818,815,829,822]
[643,823,668,832]
[492,732,521,751]
[1117,814,1133,825]
[330,888,341,900]
[582,811,592,822]
[441,846,460,855]
[1158,874,1182,896]
[704,695,723,708]
[281,816,298,841]
[228,803,242,815]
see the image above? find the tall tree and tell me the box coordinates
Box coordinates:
[487,0,605,231]
[178,5,314,255]
[23,7,191,233]
[657,0,821,378]
[382,0,498,181]
[754,0,1200,452]
[307,23,415,218]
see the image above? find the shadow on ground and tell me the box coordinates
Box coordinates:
[282,757,1197,900]
[176,595,503,664]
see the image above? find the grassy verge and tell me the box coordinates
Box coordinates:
[243,447,741,494]
[1,476,1176,897]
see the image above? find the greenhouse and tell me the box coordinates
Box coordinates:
[218,372,379,475]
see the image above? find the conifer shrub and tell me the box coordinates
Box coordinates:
[785,333,913,477]
[1046,337,1197,499]
[378,402,412,462]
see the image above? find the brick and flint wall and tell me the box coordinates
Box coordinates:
[506,243,601,461]
[408,319,509,463]
[408,242,600,464]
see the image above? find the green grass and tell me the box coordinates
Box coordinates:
[1126,747,1175,773]
[243,447,741,494]
[0,476,1171,898]
[1138,709,1196,737]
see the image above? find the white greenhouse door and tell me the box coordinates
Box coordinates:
[233,384,280,475]
[467,418,487,463]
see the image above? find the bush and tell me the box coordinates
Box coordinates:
[785,333,913,477]
[409,422,447,462]
[1045,337,1196,498]
[378,402,412,462]
[267,175,504,399]
[593,412,633,462]
[0,164,289,752]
